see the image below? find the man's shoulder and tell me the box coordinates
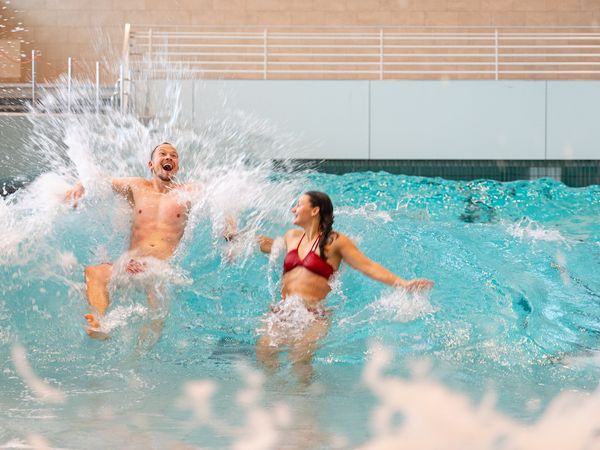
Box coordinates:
[113,176,146,185]
[177,182,202,192]
[128,178,151,189]
[111,177,145,196]
[171,182,202,195]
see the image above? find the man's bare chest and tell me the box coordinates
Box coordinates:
[131,189,190,223]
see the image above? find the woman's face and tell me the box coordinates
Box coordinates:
[291,195,318,227]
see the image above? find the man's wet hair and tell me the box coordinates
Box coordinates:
[150,142,174,159]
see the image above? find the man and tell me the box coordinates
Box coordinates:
[66,142,202,340]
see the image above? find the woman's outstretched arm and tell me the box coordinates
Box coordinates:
[337,234,433,291]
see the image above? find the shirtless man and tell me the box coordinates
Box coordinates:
[66,142,198,339]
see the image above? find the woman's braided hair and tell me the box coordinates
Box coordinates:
[305,191,334,261]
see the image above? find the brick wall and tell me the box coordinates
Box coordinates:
[4,0,600,82]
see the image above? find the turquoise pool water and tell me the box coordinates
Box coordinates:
[1,168,599,448]
[1,78,600,448]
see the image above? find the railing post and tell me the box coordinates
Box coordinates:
[31,49,36,111]
[379,28,384,80]
[119,63,124,114]
[494,28,499,80]
[67,56,72,112]
[263,28,268,80]
[95,61,100,113]
[127,68,131,113]
[121,23,131,113]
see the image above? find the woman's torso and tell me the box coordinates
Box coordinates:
[281,229,341,308]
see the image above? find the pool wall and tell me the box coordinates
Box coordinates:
[1,80,599,186]
[135,80,600,161]
[1,113,35,186]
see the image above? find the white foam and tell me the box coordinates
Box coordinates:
[337,203,393,223]
[0,173,72,265]
[56,251,78,274]
[109,254,192,291]
[339,288,436,327]
[370,288,438,322]
[505,217,566,242]
[101,304,148,333]
[0,436,68,450]
[265,236,285,301]
[260,295,322,344]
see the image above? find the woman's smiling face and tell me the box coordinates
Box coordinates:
[291,194,318,227]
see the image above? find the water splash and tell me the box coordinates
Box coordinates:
[260,295,324,344]
[505,217,566,242]
[100,304,149,334]
[0,173,71,265]
[337,203,393,223]
[360,343,600,450]
[179,362,292,450]
[11,344,65,404]
[339,288,436,327]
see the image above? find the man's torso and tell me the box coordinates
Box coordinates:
[126,179,192,259]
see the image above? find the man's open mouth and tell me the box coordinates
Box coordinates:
[162,163,173,171]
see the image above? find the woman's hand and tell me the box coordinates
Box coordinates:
[395,278,434,292]
[258,235,274,253]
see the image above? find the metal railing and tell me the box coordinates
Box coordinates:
[0,52,119,113]
[124,25,600,80]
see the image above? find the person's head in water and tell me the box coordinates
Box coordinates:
[292,191,335,260]
[149,142,179,182]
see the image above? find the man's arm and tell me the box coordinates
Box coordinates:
[65,181,85,208]
[65,177,136,208]
[111,177,136,200]
[224,215,238,241]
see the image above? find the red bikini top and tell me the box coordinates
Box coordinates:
[283,233,335,280]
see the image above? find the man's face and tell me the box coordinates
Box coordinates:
[149,144,179,182]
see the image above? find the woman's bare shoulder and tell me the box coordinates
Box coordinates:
[331,232,360,255]
[329,231,349,244]
[284,229,303,240]
[326,230,350,251]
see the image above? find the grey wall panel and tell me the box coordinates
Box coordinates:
[193,80,370,159]
[547,81,600,160]
[370,81,546,160]
[0,114,36,181]
[132,80,194,124]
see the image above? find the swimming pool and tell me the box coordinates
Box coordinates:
[1,81,599,449]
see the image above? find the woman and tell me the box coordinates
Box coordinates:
[257,191,433,382]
